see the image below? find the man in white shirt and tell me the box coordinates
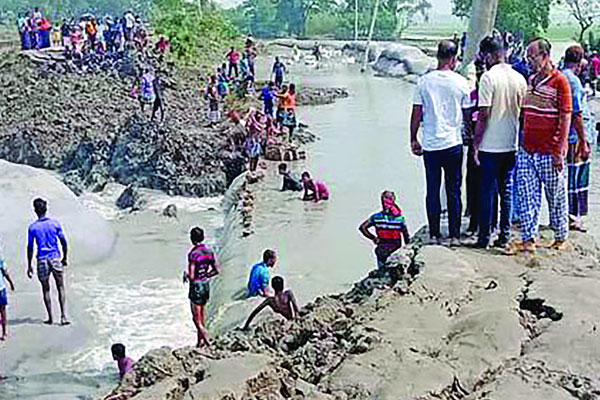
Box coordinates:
[472,36,527,249]
[410,40,471,245]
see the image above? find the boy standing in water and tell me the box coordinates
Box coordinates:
[242,276,299,329]
[0,245,15,341]
[278,163,303,191]
[359,191,410,270]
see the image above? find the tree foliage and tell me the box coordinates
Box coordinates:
[452,0,553,40]
[0,0,149,22]
[232,0,430,39]
[152,0,239,66]
[562,0,600,41]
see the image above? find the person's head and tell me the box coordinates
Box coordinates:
[263,249,277,267]
[289,83,296,94]
[564,44,585,74]
[111,343,126,360]
[527,38,552,73]
[268,81,275,89]
[479,35,506,69]
[210,74,217,84]
[381,190,396,210]
[33,198,47,218]
[217,67,222,73]
[301,171,313,185]
[271,276,284,293]
[436,40,459,70]
[281,84,288,93]
[230,46,234,51]
[278,163,288,175]
[275,56,280,62]
[190,227,204,245]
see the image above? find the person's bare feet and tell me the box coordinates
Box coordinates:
[0,334,6,341]
[549,240,567,250]
[43,319,53,325]
[521,240,536,255]
[60,316,70,326]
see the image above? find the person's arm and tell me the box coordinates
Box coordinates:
[573,111,589,159]
[359,219,378,244]
[554,76,573,170]
[242,298,270,330]
[472,107,490,165]
[27,227,34,279]
[313,183,321,203]
[209,253,221,278]
[410,105,423,156]
[3,268,15,291]
[57,224,68,266]
[401,224,411,245]
[288,291,299,320]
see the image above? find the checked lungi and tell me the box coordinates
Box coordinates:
[515,149,569,242]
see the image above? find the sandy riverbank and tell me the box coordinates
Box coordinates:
[98,210,600,399]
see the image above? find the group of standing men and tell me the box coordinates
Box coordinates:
[411,36,594,253]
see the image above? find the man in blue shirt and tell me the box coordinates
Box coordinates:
[247,249,277,297]
[27,198,70,326]
[260,82,275,117]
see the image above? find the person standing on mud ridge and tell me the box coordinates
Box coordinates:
[151,73,165,123]
[27,198,70,326]
[204,75,220,127]
[242,276,299,330]
[410,40,470,246]
[272,56,286,88]
[183,227,221,347]
[226,47,240,77]
[516,38,573,254]
[359,191,410,271]
[471,35,527,250]
[260,82,276,118]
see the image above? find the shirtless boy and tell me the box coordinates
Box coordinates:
[242,276,299,330]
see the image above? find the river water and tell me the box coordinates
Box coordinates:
[1,60,598,399]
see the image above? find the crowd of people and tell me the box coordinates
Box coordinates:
[411,35,596,254]
[17,8,171,73]
[4,20,599,383]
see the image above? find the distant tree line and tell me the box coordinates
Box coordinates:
[225,0,431,39]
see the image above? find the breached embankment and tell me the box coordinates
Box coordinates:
[268,39,435,81]
[99,188,600,400]
[0,50,348,199]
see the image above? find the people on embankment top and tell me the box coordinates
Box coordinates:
[410,34,597,255]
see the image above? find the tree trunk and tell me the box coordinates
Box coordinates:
[354,0,359,42]
[361,0,381,72]
[579,22,592,43]
[460,0,499,73]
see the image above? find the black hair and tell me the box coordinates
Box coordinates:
[111,343,126,358]
[272,276,284,292]
[564,45,584,64]
[263,249,276,263]
[479,35,505,56]
[301,171,311,179]
[190,227,204,244]
[278,163,288,171]
[437,40,458,61]
[530,37,552,56]
[289,83,296,94]
[33,198,47,217]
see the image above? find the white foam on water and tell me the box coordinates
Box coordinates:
[65,274,193,373]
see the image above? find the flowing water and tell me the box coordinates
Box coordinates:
[1,60,599,399]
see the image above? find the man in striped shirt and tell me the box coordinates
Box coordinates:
[516,38,573,254]
[359,191,410,270]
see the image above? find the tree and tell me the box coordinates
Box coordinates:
[461,0,498,71]
[383,0,431,38]
[563,0,600,42]
[452,0,553,40]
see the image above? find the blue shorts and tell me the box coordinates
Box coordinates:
[0,289,7,306]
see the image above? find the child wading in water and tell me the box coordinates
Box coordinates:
[111,343,134,379]
[0,246,15,341]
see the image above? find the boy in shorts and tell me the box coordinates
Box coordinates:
[242,276,299,329]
